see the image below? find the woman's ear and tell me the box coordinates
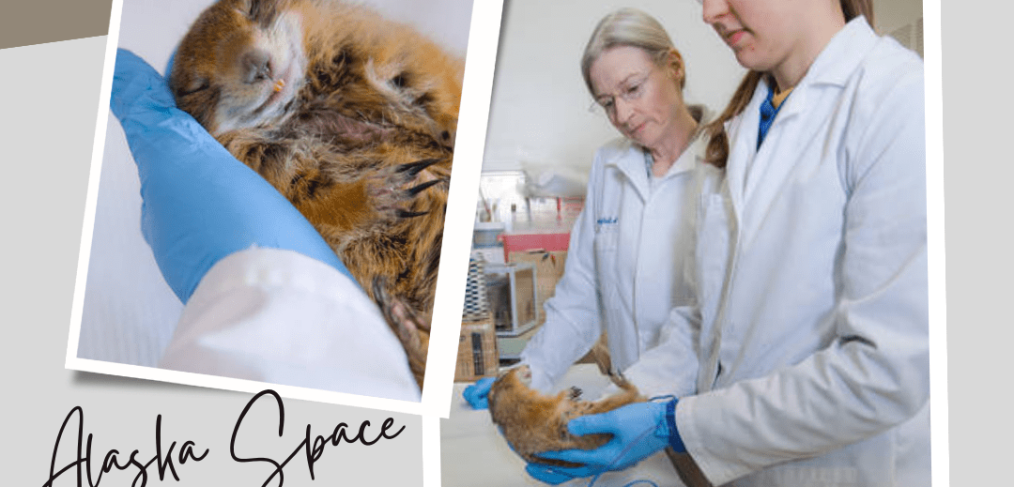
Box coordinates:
[665,49,686,88]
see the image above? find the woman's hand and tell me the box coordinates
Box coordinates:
[463,376,496,409]
[109,49,350,303]
[525,398,683,484]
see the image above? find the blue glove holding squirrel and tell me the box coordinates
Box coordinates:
[525,398,685,484]
[110,49,351,303]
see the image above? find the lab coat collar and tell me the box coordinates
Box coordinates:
[722,84,766,213]
[724,16,880,215]
[671,133,705,175]
[604,134,703,199]
[723,16,878,138]
[757,16,878,124]
[799,16,879,89]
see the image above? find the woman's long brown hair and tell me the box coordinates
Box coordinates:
[703,0,875,168]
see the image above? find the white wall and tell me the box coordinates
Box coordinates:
[482,0,924,177]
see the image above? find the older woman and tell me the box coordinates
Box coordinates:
[465,7,706,406]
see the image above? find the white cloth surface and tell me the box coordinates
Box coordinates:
[624,17,931,486]
[442,364,686,487]
[77,0,473,368]
[160,248,421,401]
[520,134,705,397]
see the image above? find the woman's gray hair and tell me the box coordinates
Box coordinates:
[581,8,683,96]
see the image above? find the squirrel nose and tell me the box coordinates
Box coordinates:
[241,49,272,84]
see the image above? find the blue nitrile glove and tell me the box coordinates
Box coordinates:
[463,377,496,409]
[525,398,684,484]
[110,49,352,303]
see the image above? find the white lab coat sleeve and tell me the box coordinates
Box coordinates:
[158,247,422,402]
[620,304,700,399]
[520,155,608,393]
[677,63,929,484]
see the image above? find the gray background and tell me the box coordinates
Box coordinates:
[0,0,1006,485]
[939,0,1009,483]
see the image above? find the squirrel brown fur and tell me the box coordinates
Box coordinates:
[168,0,464,389]
[487,364,646,468]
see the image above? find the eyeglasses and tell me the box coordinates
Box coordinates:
[589,70,653,118]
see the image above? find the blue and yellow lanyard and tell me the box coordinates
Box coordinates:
[758,85,793,149]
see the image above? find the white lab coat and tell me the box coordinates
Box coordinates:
[625,17,930,486]
[520,134,705,395]
[158,247,422,402]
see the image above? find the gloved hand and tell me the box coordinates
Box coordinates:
[110,48,351,303]
[463,377,495,409]
[525,398,684,485]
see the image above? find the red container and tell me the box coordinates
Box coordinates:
[498,232,571,261]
